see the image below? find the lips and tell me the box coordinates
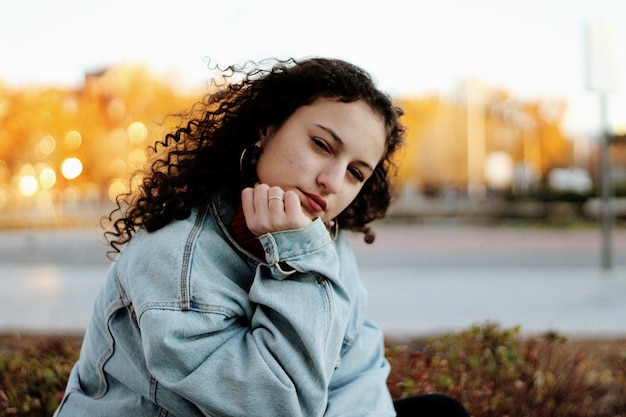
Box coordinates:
[303,191,327,213]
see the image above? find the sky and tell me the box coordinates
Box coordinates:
[1,0,624,137]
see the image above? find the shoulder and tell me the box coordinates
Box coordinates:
[129,207,212,252]
[116,206,219,280]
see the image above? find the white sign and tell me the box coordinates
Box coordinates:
[585,20,617,93]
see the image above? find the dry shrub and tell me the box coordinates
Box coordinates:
[386,322,626,417]
[0,335,80,416]
[2,325,626,417]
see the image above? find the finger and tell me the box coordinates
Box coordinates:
[268,195,285,207]
[267,186,285,210]
[283,190,300,215]
[241,187,255,217]
[243,184,270,236]
[253,183,270,213]
[284,191,313,229]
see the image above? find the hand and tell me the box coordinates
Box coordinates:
[241,183,312,236]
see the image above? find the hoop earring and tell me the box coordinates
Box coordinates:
[239,140,262,180]
[328,219,339,241]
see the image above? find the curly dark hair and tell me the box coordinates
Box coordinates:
[104,57,405,253]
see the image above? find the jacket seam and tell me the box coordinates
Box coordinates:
[180,206,210,310]
[91,298,125,399]
[149,375,158,403]
[115,271,137,324]
[314,273,333,350]
[135,303,239,324]
[210,197,264,264]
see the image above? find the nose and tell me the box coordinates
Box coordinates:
[317,164,344,194]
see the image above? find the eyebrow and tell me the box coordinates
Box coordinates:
[315,124,375,173]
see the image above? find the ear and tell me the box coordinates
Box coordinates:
[259,125,276,146]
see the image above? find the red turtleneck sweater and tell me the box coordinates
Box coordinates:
[229,203,266,260]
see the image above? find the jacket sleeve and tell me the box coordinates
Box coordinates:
[136,218,351,417]
[325,318,396,416]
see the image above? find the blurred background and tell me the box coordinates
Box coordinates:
[0,0,625,227]
[1,0,625,336]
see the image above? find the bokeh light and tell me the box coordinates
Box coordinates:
[127,121,147,144]
[35,135,56,159]
[107,179,128,202]
[485,152,514,189]
[64,130,82,150]
[19,175,39,197]
[39,167,57,189]
[61,158,83,180]
[18,164,35,177]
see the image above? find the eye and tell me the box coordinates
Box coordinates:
[312,137,331,153]
[348,166,365,182]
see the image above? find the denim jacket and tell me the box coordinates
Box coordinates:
[54,190,395,417]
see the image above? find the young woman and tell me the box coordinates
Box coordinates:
[54,57,469,417]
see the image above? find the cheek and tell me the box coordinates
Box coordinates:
[254,157,269,182]
[333,188,361,217]
[284,151,302,168]
[256,147,302,183]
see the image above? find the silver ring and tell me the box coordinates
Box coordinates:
[268,196,284,202]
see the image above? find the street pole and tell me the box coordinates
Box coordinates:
[599,93,612,269]
[585,20,616,270]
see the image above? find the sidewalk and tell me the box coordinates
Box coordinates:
[1,224,625,338]
[2,262,625,338]
[361,265,626,338]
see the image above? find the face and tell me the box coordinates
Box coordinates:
[256,98,386,223]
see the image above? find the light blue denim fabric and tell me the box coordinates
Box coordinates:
[54,190,395,417]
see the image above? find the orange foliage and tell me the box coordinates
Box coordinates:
[0,66,198,206]
[0,70,574,210]
[395,85,573,192]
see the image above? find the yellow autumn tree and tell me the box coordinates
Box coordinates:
[0,69,576,221]
[0,66,199,212]
[393,83,572,194]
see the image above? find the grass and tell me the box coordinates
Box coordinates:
[1,322,626,416]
